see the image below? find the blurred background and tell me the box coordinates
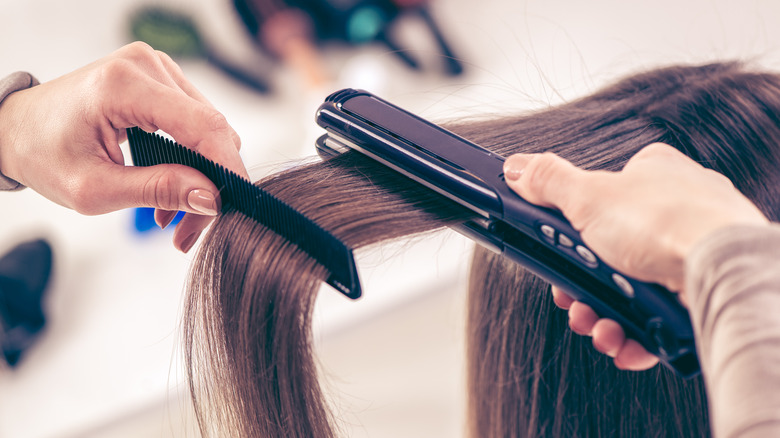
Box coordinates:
[2,0,780,436]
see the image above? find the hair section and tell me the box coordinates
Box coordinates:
[184,62,780,437]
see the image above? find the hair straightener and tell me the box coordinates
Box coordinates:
[314,88,700,378]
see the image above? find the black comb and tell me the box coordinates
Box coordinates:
[126,127,362,299]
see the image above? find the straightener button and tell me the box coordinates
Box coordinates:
[558,234,574,247]
[576,245,598,267]
[612,273,635,298]
[540,225,556,240]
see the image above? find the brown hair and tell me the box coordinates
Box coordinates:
[183,151,473,437]
[184,61,780,437]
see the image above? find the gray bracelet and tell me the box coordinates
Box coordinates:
[0,72,39,191]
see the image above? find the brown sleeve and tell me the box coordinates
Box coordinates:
[686,223,780,438]
[0,71,39,191]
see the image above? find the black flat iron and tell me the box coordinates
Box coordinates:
[314,88,699,378]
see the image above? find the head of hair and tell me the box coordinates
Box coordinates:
[183,61,780,437]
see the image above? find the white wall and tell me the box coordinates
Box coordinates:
[2,0,780,436]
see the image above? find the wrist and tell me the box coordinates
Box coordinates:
[0,92,20,182]
[677,216,769,298]
[684,222,776,304]
[0,72,38,191]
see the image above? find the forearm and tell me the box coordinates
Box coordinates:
[0,71,38,191]
[686,223,780,438]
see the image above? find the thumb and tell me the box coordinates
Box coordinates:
[503,152,585,213]
[83,163,221,215]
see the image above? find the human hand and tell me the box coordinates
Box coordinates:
[502,143,769,370]
[0,42,248,252]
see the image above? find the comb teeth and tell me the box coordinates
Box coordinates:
[126,127,362,299]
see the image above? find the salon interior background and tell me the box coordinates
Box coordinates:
[2,0,780,437]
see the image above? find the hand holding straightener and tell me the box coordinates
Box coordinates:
[503,143,769,370]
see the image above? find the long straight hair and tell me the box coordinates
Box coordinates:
[183,61,780,437]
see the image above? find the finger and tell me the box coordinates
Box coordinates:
[591,318,626,357]
[678,289,689,308]
[613,339,659,371]
[106,51,224,147]
[568,301,599,336]
[551,285,575,309]
[154,49,213,105]
[153,50,242,151]
[172,212,212,253]
[155,209,178,230]
[99,125,125,166]
[113,82,248,178]
[114,43,241,151]
[98,60,246,177]
[503,152,586,211]
[110,43,181,90]
[74,162,221,216]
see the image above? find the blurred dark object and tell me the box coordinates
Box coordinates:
[0,239,53,367]
[245,5,331,88]
[234,0,464,77]
[129,6,271,94]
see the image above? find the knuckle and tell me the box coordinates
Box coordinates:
[154,48,172,62]
[155,49,184,74]
[645,142,671,151]
[108,42,164,77]
[704,167,735,187]
[124,41,157,59]
[94,58,135,87]
[143,170,179,211]
[205,110,230,133]
[640,142,677,159]
[66,179,101,215]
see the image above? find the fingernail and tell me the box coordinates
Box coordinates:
[188,189,219,216]
[503,154,532,181]
[156,210,177,230]
[180,231,201,253]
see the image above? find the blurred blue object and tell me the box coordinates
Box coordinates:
[133,207,185,234]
